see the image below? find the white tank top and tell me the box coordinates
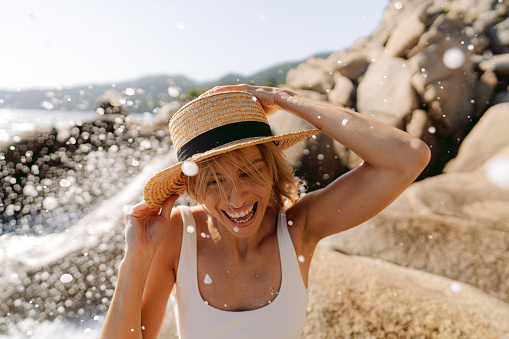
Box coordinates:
[172,206,308,339]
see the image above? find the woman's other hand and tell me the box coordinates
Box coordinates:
[123,195,179,259]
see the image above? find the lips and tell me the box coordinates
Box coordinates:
[223,202,257,224]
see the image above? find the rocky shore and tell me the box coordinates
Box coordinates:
[1,0,509,337]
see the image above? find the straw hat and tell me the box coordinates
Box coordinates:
[143,90,320,208]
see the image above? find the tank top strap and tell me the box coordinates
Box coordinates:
[175,205,197,288]
[277,210,307,295]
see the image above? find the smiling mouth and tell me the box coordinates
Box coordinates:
[223,203,258,224]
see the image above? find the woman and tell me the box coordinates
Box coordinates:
[101,85,430,338]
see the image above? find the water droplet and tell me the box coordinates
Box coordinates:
[450,282,462,293]
[123,205,134,215]
[317,154,324,161]
[394,2,403,9]
[484,156,509,189]
[233,226,239,232]
[428,126,436,134]
[131,159,140,166]
[298,255,305,262]
[125,87,135,96]
[341,118,348,126]
[182,160,199,176]
[200,232,207,238]
[443,47,465,69]
[176,21,185,30]
[43,197,58,210]
[288,220,293,226]
[59,178,71,187]
[140,139,152,149]
[168,86,180,98]
[204,274,213,284]
[60,274,73,283]
[186,225,195,233]
[428,235,433,239]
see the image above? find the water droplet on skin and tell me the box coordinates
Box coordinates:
[187,225,195,233]
[201,232,207,238]
[298,255,305,263]
[342,118,348,126]
[288,220,293,226]
[443,47,465,69]
[182,160,199,176]
[204,274,213,284]
[233,226,239,232]
[394,2,403,9]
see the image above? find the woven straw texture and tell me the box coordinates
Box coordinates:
[143,91,319,208]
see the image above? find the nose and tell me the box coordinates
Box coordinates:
[227,181,248,208]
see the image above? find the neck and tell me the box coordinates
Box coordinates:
[208,207,278,258]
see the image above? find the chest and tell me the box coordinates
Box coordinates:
[195,237,282,312]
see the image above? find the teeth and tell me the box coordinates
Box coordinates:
[226,204,254,219]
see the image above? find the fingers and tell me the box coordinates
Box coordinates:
[159,194,179,220]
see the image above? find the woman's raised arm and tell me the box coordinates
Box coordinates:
[100,196,179,339]
[205,85,431,243]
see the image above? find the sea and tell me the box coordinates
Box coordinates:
[0,108,175,338]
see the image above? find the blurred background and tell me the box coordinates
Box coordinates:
[1,0,509,338]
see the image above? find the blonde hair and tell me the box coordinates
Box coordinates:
[186,142,302,209]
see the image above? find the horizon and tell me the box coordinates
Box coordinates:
[1,1,389,91]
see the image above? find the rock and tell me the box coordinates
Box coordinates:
[479,53,509,75]
[302,249,509,338]
[488,16,509,54]
[326,72,355,107]
[409,14,476,138]
[95,90,128,115]
[384,1,429,57]
[444,102,509,172]
[285,59,333,94]
[324,50,369,81]
[357,56,418,128]
[321,170,509,303]
[474,70,498,116]
[405,109,429,138]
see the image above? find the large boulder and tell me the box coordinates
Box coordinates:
[445,102,509,172]
[302,249,509,338]
[357,56,419,128]
[285,58,334,94]
[321,169,509,303]
[408,13,476,138]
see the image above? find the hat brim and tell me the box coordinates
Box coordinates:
[143,128,320,208]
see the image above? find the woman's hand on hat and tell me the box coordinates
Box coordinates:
[203,84,282,116]
[123,195,179,259]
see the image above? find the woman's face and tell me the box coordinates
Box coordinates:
[202,146,273,238]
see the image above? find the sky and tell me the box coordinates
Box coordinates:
[0,0,389,91]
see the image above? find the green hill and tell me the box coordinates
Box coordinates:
[0,52,332,113]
